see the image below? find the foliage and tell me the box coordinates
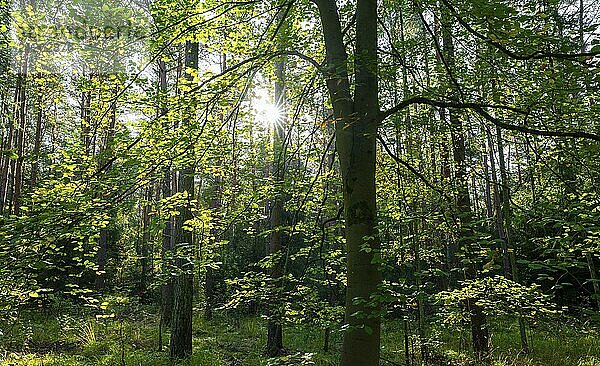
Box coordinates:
[0,0,599,363]
[437,276,561,325]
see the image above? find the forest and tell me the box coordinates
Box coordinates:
[0,0,599,365]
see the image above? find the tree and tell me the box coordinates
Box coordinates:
[313,1,381,364]
[265,4,290,357]
[169,40,197,359]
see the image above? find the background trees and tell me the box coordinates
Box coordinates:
[0,0,599,365]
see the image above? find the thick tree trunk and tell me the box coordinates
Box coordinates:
[315,1,381,364]
[341,0,381,364]
[455,100,489,362]
[169,40,197,359]
[169,254,193,358]
[338,120,380,366]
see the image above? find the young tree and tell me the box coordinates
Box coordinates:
[265,5,289,357]
[170,40,197,359]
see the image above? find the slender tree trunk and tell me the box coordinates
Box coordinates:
[0,122,5,208]
[495,116,529,354]
[577,0,600,313]
[494,127,511,277]
[139,187,151,299]
[161,167,175,325]
[95,87,117,290]
[586,253,600,311]
[204,173,221,321]
[403,309,410,366]
[157,58,175,326]
[441,7,489,359]
[169,40,197,359]
[0,0,8,79]
[12,47,29,216]
[81,74,92,156]
[411,219,427,361]
[30,89,43,188]
[266,34,287,358]
[204,53,228,322]
[483,147,493,219]
[487,130,510,278]
[3,75,22,215]
[0,98,13,214]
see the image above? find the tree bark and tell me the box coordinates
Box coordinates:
[266,14,287,355]
[205,171,222,321]
[81,75,92,157]
[95,86,117,290]
[315,1,382,365]
[0,95,14,214]
[578,0,600,314]
[30,89,43,188]
[440,6,489,359]
[169,40,197,359]
[159,56,176,326]
[12,47,29,216]
[586,252,600,311]
[139,187,151,298]
[161,167,175,326]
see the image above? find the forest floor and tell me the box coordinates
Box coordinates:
[0,305,599,366]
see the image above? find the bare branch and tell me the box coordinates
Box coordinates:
[440,0,599,64]
[379,97,600,141]
[377,134,450,199]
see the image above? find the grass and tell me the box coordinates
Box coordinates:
[0,307,598,366]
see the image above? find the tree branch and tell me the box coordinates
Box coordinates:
[379,97,600,141]
[189,50,323,94]
[439,0,599,64]
[377,134,450,199]
[282,50,324,72]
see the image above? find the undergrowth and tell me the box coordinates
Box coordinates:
[0,307,598,366]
